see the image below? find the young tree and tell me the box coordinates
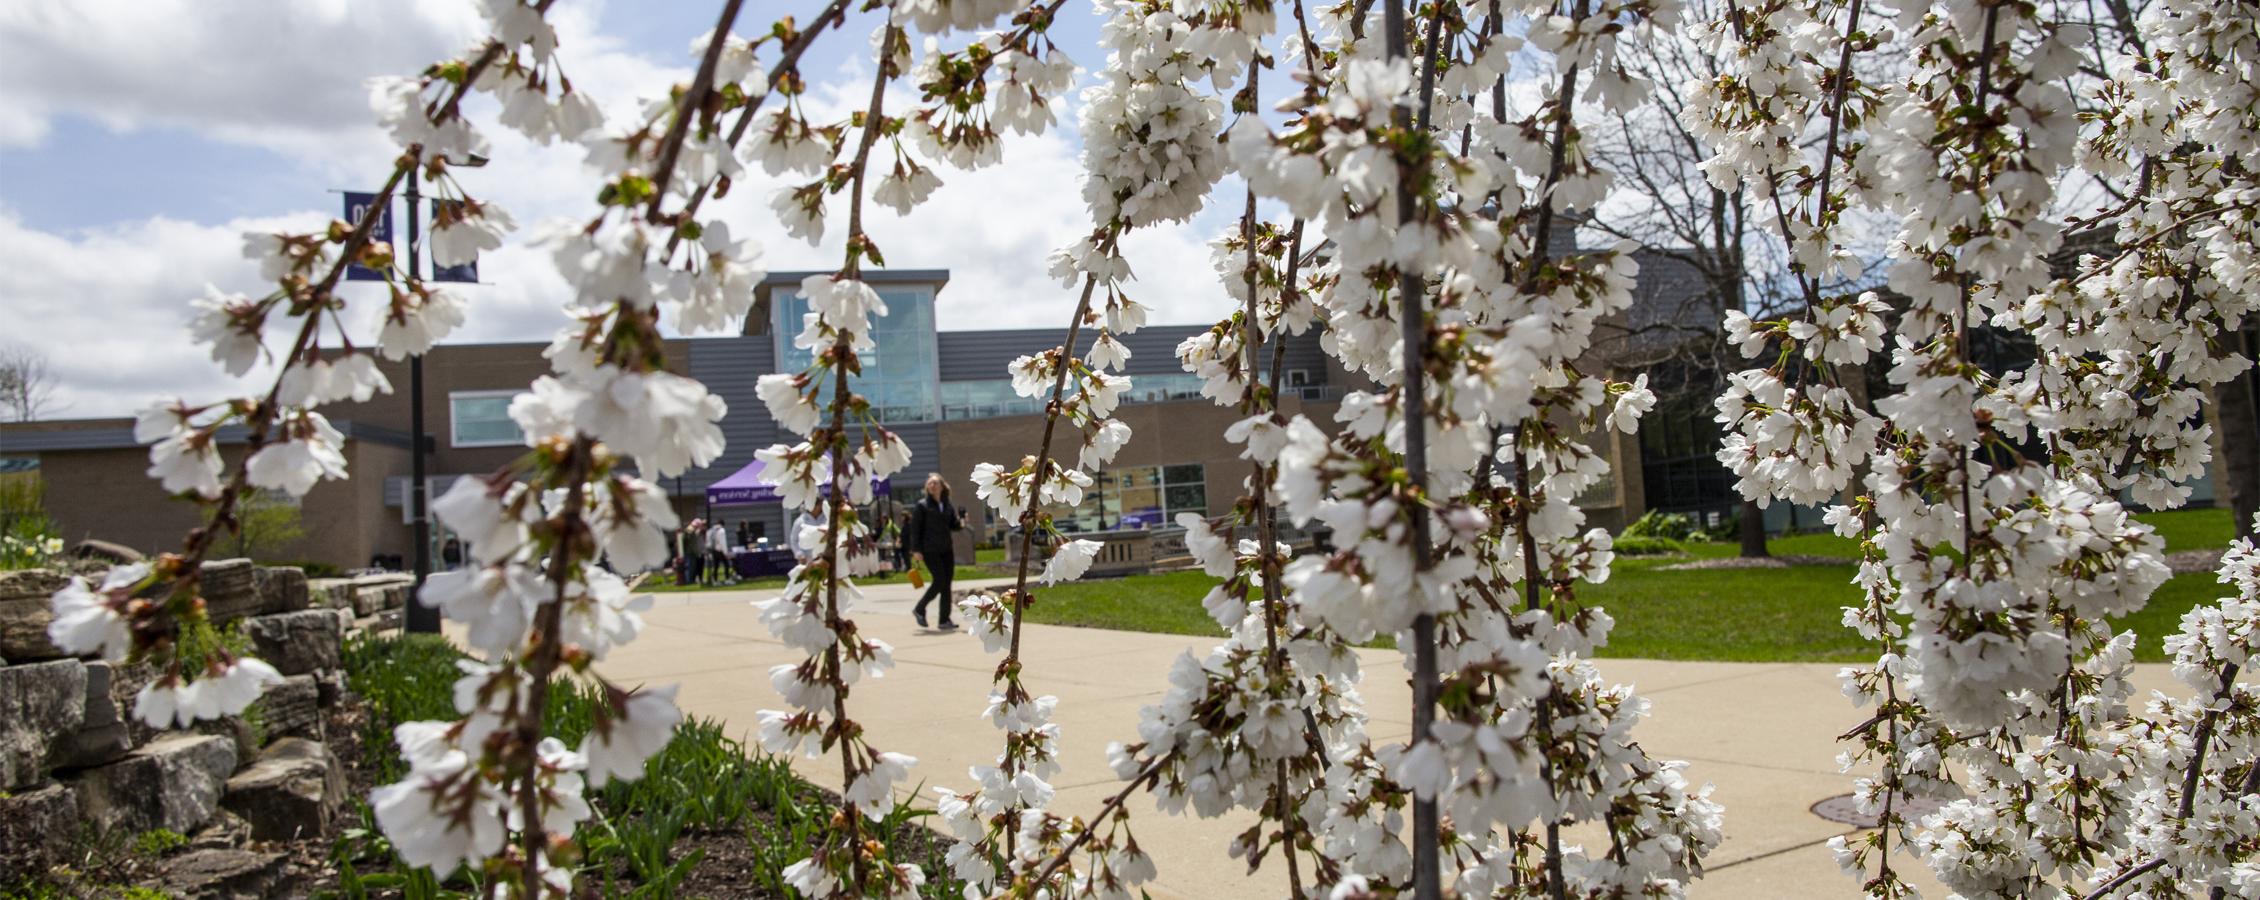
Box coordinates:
[0,343,60,422]
[229,490,305,561]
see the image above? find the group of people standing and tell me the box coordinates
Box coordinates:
[667,474,967,630]
[673,517,750,587]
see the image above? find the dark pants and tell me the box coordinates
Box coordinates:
[913,549,955,622]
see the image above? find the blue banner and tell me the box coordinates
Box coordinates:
[342,191,391,282]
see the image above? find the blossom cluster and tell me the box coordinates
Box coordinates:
[1690,0,2260,894]
[1040,0,1726,894]
[744,2,1136,893]
[924,1,1286,891]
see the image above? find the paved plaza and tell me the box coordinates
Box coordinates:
[597,578,2188,898]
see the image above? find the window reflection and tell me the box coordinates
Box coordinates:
[1049,463,1207,532]
[775,286,940,423]
[937,372,1211,421]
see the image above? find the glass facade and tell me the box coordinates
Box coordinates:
[938,372,1209,421]
[1053,463,1208,532]
[449,391,523,447]
[774,286,940,423]
[1638,382,1735,516]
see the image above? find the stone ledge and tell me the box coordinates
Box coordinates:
[68,732,238,836]
[1,658,87,789]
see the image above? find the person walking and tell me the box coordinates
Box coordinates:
[704,518,733,585]
[908,472,965,630]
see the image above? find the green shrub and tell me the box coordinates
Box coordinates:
[1613,535,1688,556]
[268,560,345,578]
[337,633,964,898]
[0,475,61,571]
[1622,510,1698,542]
[131,829,187,857]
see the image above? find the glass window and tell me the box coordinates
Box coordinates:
[1048,463,1207,531]
[450,391,523,447]
[936,372,1216,421]
[775,284,940,422]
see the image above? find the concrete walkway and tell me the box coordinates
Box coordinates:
[602,579,2187,898]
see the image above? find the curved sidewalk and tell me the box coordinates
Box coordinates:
[604,579,2184,898]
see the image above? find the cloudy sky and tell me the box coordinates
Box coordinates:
[0,1,1248,419]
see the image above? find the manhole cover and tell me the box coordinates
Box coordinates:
[1811,792,1951,828]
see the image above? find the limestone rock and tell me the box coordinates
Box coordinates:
[72,539,146,564]
[0,568,72,661]
[69,732,238,835]
[0,781,80,872]
[240,610,342,676]
[189,716,261,769]
[251,674,322,741]
[254,566,310,614]
[201,558,267,624]
[1,658,87,788]
[306,578,354,611]
[333,573,415,616]
[103,658,167,749]
[189,809,253,851]
[53,659,132,770]
[222,736,344,842]
[152,848,288,900]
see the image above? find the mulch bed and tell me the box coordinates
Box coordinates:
[2165,549,2225,575]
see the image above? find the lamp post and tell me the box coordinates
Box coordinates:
[402,155,484,634]
[404,165,437,633]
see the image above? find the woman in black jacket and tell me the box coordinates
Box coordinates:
[908,472,964,629]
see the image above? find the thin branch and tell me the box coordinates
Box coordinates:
[517,438,590,899]
[1026,755,1173,887]
[662,0,854,259]
[645,0,748,220]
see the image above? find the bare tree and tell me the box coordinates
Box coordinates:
[1575,0,1848,557]
[0,344,60,422]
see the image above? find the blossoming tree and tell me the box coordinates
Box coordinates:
[53,0,2259,896]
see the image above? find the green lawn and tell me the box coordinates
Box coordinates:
[1020,507,2243,663]
[2136,506,2240,553]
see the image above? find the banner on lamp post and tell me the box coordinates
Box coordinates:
[342,191,392,282]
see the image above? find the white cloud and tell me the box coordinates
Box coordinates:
[684,59,1239,334]
[0,0,481,158]
[0,208,307,417]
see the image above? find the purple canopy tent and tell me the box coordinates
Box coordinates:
[703,459,891,506]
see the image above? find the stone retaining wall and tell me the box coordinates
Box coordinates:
[0,561,365,884]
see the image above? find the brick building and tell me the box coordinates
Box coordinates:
[3,266,1666,570]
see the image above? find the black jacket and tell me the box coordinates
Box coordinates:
[908,494,962,557]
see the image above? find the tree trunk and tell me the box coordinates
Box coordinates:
[2215,329,2260,539]
[1738,498,1768,558]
